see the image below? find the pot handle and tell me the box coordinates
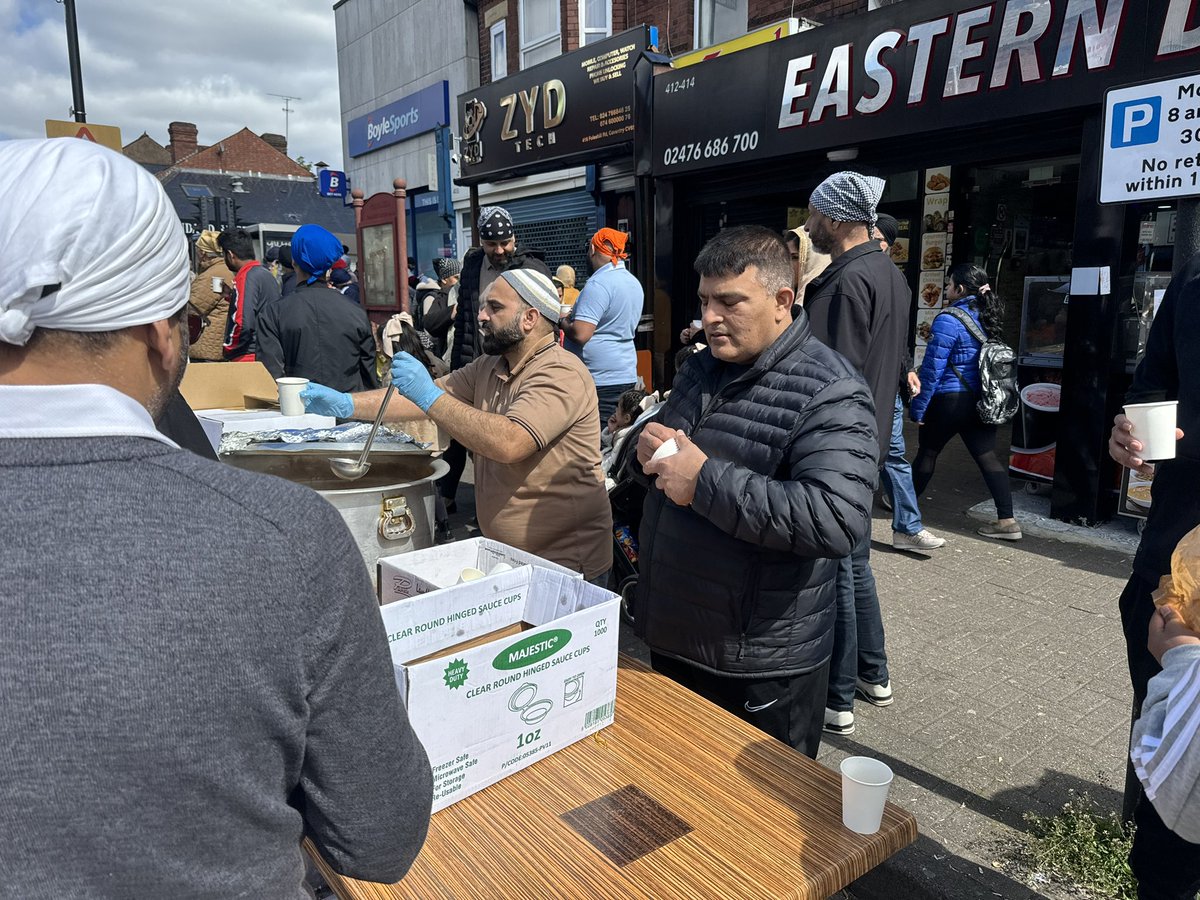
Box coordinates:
[379,495,416,541]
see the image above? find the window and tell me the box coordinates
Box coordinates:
[181,183,214,198]
[490,21,508,80]
[693,0,747,49]
[520,0,561,68]
[580,0,611,45]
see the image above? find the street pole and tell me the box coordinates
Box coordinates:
[1173,199,1200,277]
[62,0,86,123]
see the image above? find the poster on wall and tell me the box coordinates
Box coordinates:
[890,218,910,266]
[922,192,949,233]
[918,273,943,308]
[924,167,951,194]
[920,233,946,274]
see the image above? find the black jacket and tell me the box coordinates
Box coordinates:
[633,310,878,677]
[223,261,281,360]
[1128,253,1200,582]
[450,247,550,370]
[802,242,909,463]
[257,281,380,394]
[413,284,456,358]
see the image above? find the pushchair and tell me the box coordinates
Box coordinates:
[605,396,664,624]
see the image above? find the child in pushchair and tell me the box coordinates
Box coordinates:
[604,388,664,622]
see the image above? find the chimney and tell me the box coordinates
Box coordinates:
[261,132,288,156]
[168,121,198,164]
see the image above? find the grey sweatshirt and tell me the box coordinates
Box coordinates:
[1132,643,1200,843]
[0,436,433,898]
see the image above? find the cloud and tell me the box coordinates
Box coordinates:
[0,0,345,168]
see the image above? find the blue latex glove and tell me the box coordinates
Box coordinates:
[300,382,354,418]
[390,352,444,412]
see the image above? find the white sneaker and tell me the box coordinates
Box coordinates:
[893,529,946,551]
[823,708,855,735]
[855,679,894,707]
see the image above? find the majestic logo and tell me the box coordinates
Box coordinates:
[461,98,487,166]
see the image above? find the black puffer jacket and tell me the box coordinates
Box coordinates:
[450,246,550,370]
[634,310,878,677]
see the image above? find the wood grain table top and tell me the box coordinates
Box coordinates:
[308,655,917,899]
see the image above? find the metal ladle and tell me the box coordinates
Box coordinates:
[328,383,396,481]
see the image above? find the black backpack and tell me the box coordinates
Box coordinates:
[938,306,1018,425]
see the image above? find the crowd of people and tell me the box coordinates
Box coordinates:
[1,136,1196,899]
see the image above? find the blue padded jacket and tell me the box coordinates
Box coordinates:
[910,298,985,422]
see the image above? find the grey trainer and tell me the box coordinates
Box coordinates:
[893,529,946,551]
[978,521,1023,541]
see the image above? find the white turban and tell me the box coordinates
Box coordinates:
[0,138,191,346]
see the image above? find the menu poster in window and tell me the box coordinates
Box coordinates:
[918,272,943,308]
[889,218,910,266]
[915,308,941,351]
[919,233,946,274]
[924,166,951,194]
[922,193,949,234]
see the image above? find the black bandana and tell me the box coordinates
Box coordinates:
[478,206,514,241]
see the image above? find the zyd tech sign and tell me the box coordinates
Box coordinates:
[654,0,1200,176]
[348,82,450,158]
[456,27,652,184]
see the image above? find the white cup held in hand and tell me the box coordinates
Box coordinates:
[691,319,702,330]
[276,377,310,417]
[840,756,894,835]
[211,276,223,293]
[1124,401,1178,461]
[649,437,679,463]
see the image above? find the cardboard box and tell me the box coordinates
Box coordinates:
[380,567,619,811]
[378,537,581,604]
[179,361,279,411]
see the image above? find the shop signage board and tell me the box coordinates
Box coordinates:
[318,169,346,198]
[1100,73,1200,203]
[653,0,1200,177]
[672,18,807,69]
[456,27,652,185]
[346,82,449,158]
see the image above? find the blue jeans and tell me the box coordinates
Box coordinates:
[596,382,636,429]
[827,534,889,712]
[879,394,923,535]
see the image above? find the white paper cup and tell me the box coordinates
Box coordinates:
[560,304,572,318]
[211,276,223,293]
[489,562,514,575]
[649,437,679,463]
[457,567,486,584]
[840,756,894,835]
[691,319,702,330]
[1124,401,1178,461]
[276,377,309,417]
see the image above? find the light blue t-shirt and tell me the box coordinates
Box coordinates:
[564,261,642,386]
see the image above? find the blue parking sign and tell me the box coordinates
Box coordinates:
[319,169,347,198]
[1110,97,1161,148]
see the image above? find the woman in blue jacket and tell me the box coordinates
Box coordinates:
[909,264,1020,540]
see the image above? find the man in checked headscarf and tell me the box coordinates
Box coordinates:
[0,139,432,894]
[803,171,910,741]
[302,267,613,587]
[441,205,551,514]
[563,228,643,425]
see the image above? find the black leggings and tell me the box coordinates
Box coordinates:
[913,391,1014,519]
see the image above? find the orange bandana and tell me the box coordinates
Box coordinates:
[591,228,628,264]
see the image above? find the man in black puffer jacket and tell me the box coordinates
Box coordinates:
[635,226,878,757]
[441,206,551,511]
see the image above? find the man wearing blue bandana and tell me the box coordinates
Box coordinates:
[258,224,379,393]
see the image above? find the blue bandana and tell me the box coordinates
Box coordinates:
[291,224,344,285]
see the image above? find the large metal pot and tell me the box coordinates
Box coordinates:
[223,452,448,574]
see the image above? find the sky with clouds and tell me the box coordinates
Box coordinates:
[1,0,345,169]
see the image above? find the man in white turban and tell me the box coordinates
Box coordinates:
[802,170,910,740]
[0,139,432,894]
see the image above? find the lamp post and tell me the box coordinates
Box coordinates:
[60,0,87,123]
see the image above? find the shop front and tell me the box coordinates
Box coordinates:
[649,0,1199,524]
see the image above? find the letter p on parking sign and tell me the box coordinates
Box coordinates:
[1111,97,1161,148]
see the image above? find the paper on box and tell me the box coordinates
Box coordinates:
[378,537,580,603]
[195,408,336,434]
[381,567,619,812]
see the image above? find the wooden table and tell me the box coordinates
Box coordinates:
[308,655,917,899]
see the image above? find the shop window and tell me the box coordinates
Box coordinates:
[580,0,611,45]
[519,0,561,68]
[491,21,508,81]
[694,0,747,49]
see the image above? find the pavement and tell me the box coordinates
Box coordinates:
[443,420,1140,899]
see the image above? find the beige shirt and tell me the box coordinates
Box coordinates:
[442,334,613,579]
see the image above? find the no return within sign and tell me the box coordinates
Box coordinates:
[45,119,123,152]
[1101,74,1200,205]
